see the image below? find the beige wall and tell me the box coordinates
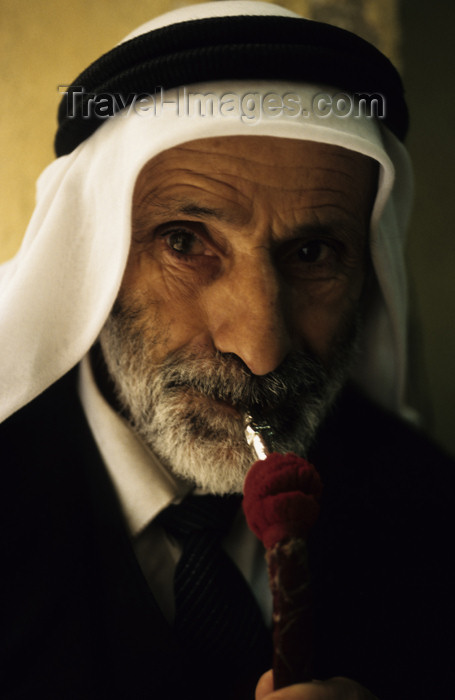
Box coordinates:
[0,0,177,261]
[1,0,454,454]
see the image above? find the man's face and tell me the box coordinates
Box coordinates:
[100,136,376,493]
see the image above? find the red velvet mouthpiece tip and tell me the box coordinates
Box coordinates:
[243,452,323,549]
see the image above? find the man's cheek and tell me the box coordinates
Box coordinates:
[141,283,208,353]
[293,301,358,366]
[162,263,211,303]
[121,256,190,308]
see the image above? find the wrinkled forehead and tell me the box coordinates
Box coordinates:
[135,134,376,175]
[132,135,379,221]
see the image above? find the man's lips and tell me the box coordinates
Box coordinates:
[165,381,291,425]
[164,368,303,412]
[167,382,243,416]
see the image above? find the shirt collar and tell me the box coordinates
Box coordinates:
[78,353,191,536]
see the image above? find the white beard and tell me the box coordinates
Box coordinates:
[98,301,359,495]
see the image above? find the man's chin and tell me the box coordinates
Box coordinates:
[145,427,254,495]
[131,396,253,494]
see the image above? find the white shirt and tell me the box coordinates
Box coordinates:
[78,354,272,624]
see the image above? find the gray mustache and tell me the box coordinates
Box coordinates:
[161,351,329,411]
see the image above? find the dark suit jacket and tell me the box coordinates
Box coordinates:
[1,370,454,699]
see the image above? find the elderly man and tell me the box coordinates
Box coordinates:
[1,2,453,699]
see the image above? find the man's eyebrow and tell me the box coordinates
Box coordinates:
[178,203,230,220]
[141,196,244,225]
[293,220,364,236]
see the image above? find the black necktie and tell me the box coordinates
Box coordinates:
[156,494,272,695]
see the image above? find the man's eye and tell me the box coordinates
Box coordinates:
[164,229,206,256]
[298,240,331,264]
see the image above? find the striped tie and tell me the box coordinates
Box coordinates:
[157,493,272,696]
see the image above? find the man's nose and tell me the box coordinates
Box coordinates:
[204,255,294,376]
